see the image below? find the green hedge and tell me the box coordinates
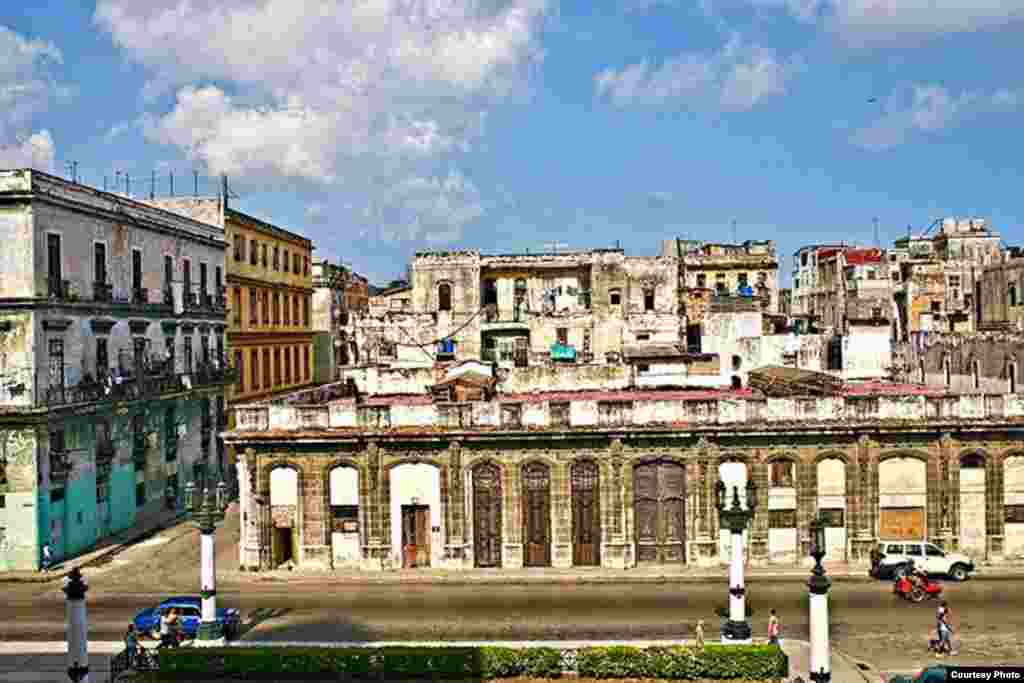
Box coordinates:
[155,644,785,680]
[576,645,788,680]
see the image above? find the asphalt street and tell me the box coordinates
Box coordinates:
[4,578,1023,672]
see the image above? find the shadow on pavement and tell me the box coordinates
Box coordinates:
[239,608,374,643]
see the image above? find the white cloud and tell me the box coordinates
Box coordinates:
[0,130,56,171]
[95,0,550,243]
[371,170,485,243]
[0,25,64,170]
[595,37,797,111]
[851,83,1024,150]
[305,202,327,225]
[723,0,1024,46]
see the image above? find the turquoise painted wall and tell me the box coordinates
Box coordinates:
[110,463,136,534]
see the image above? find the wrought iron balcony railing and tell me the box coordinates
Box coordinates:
[93,281,113,302]
[132,287,149,304]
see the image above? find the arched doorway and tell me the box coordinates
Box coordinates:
[269,467,299,567]
[817,458,847,561]
[718,461,748,563]
[522,462,551,567]
[572,460,601,566]
[329,465,360,568]
[1005,455,1024,558]
[473,462,502,567]
[878,456,927,541]
[390,463,441,568]
[634,460,685,564]
[959,454,986,559]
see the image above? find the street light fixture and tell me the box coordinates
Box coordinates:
[808,514,832,683]
[716,475,757,643]
[185,478,230,646]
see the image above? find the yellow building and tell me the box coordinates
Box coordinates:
[224,208,314,403]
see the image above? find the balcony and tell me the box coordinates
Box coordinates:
[93,281,113,303]
[36,365,238,409]
[184,291,199,310]
[201,292,214,310]
[163,287,174,306]
[132,287,149,305]
[48,278,71,301]
[96,439,115,462]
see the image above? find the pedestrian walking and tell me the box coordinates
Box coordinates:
[694,619,705,648]
[41,542,52,572]
[124,624,139,667]
[936,602,954,656]
[768,609,780,646]
[157,609,178,649]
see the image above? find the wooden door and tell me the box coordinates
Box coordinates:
[879,508,925,540]
[402,506,430,568]
[473,463,502,567]
[634,461,686,564]
[572,460,600,566]
[522,463,550,567]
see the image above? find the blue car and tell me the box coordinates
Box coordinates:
[133,596,241,641]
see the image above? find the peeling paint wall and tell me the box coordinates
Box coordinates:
[895,333,1024,393]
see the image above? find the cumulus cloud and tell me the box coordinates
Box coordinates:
[95,0,550,243]
[372,170,485,243]
[595,37,798,111]
[0,25,65,171]
[851,83,1024,150]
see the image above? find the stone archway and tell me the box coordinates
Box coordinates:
[817,458,847,561]
[269,466,299,568]
[878,456,927,541]
[389,463,441,568]
[959,452,987,559]
[329,465,360,568]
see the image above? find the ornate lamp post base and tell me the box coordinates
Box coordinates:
[194,620,225,647]
[720,620,752,643]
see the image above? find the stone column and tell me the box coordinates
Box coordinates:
[728,528,747,626]
[750,460,770,562]
[797,457,817,562]
[988,455,1006,559]
[195,528,224,646]
[63,568,89,683]
[808,572,831,683]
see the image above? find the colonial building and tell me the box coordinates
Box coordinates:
[790,244,847,317]
[668,240,780,314]
[0,169,233,571]
[227,374,1024,572]
[978,251,1024,332]
[312,260,364,381]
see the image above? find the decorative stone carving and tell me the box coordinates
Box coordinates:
[367,441,379,492]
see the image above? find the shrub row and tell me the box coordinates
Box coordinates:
[156,644,786,680]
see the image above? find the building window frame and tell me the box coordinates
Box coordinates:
[250,238,258,266]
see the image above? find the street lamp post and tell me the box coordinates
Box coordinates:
[63,567,90,682]
[185,479,229,647]
[716,478,757,643]
[808,514,832,683]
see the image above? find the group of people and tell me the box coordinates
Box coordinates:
[933,601,955,656]
[691,610,782,648]
[123,608,184,668]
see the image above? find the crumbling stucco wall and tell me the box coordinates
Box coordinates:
[894,333,1024,393]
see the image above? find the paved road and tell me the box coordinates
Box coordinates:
[4,578,1022,672]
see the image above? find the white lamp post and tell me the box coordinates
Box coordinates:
[716,478,756,643]
[185,479,229,647]
[63,568,90,682]
[808,514,831,683]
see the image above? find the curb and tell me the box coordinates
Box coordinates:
[0,514,188,585]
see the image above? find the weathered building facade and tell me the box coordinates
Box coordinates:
[0,169,233,571]
[669,240,780,314]
[227,385,1024,572]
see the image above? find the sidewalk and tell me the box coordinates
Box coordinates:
[248,562,1024,585]
[0,639,873,683]
[0,508,188,584]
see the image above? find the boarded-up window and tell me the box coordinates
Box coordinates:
[331,505,359,532]
[769,510,796,528]
[438,283,452,312]
[598,401,632,426]
[770,461,794,487]
[1006,505,1024,523]
[550,402,570,427]
[820,509,844,527]
[879,508,925,540]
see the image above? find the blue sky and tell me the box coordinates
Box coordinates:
[2,1,1023,286]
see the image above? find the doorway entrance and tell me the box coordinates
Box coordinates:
[272,526,294,566]
[522,462,551,567]
[473,462,502,567]
[634,461,686,564]
[572,460,600,566]
[401,504,431,568]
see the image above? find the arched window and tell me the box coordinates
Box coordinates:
[438,283,452,312]
[972,359,980,390]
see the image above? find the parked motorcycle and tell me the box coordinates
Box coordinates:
[894,569,943,602]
